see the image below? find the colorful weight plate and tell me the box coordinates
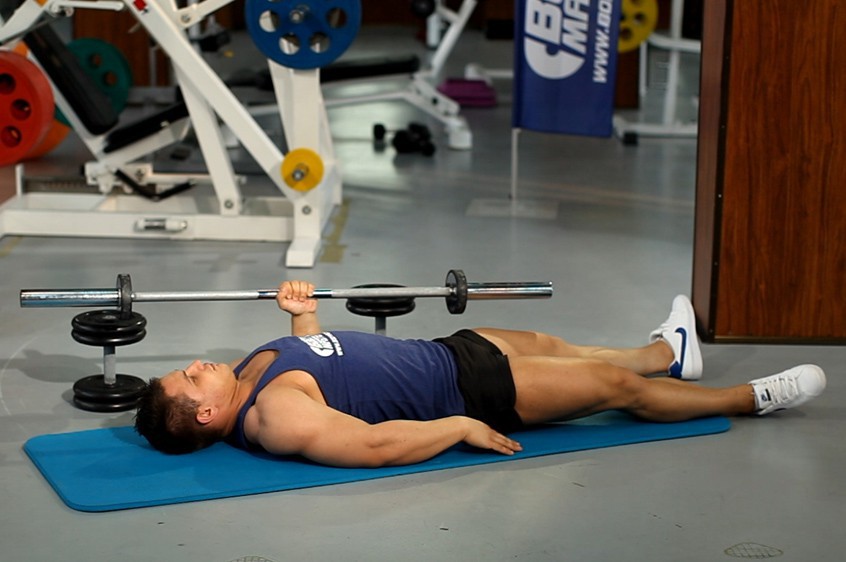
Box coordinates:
[0,50,55,166]
[619,0,658,53]
[24,119,71,160]
[246,0,361,69]
[57,38,133,126]
[281,147,324,191]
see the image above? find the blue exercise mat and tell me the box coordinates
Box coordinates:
[24,412,730,512]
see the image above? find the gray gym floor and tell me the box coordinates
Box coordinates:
[1,25,844,562]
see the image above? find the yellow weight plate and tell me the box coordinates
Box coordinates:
[619,0,658,53]
[281,148,324,192]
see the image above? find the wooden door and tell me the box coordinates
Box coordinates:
[693,0,846,343]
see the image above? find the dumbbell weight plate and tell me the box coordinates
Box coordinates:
[407,122,432,141]
[71,310,147,347]
[72,374,146,412]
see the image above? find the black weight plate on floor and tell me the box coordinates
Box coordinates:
[72,373,146,412]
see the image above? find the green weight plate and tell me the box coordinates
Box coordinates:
[58,38,133,126]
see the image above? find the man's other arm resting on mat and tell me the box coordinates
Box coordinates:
[252,387,521,467]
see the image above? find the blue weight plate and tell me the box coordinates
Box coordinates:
[245,0,361,69]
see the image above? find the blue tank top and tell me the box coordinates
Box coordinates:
[229,331,465,450]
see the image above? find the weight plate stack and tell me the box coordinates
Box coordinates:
[71,310,147,347]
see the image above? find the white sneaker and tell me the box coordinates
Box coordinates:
[750,365,826,415]
[649,295,703,380]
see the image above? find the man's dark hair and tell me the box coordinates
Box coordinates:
[134,378,221,454]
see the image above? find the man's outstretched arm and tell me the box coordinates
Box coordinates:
[253,388,523,467]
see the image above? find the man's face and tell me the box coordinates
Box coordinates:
[160,360,236,405]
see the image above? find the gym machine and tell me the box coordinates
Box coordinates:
[321,0,477,150]
[0,0,362,267]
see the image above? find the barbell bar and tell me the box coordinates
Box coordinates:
[20,270,553,315]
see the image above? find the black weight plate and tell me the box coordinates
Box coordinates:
[71,310,147,346]
[445,269,468,314]
[72,373,146,412]
[72,310,147,332]
[346,284,416,317]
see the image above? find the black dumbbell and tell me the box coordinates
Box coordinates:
[374,122,435,156]
[70,309,148,412]
[411,0,436,18]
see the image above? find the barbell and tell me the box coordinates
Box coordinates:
[20,270,553,315]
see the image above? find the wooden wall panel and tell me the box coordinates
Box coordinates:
[694,0,846,343]
[73,11,171,86]
[691,0,728,339]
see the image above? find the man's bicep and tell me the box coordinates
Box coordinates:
[255,392,377,466]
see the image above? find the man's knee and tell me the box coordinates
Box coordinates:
[595,364,647,410]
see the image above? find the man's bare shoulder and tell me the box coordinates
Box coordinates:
[243,371,326,453]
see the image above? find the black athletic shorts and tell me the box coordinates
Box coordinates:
[434,329,525,433]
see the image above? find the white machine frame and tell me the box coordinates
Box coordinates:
[611,0,701,141]
[0,0,341,267]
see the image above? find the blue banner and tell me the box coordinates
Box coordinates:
[512,0,622,137]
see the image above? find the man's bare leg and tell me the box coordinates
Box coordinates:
[509,357,826,425]
[508,356,754,424]
[473,328,675,376]
[475,294,702,379]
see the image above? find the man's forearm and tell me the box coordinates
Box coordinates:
[291,312,321,336]
[284,413,519,468]
[365,417,470,466]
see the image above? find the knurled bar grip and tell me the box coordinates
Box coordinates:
[20,271,553,312]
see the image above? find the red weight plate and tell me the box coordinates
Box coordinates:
[24,119,71,160]
[0,51,55,166]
